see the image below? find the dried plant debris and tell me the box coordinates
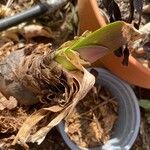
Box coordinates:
[11,69,94,147]
[132,113,150,150]
[0,36,95,147]
[0,0,77,149]
[37,0,78,46]
[97,0,150,68]
[0,106,29,134]
[131,23,150,68]
[0,0,143,149]
[0,1,79,148]
[0,95,17,111]
[0,0,14,18]
[98,0,150,26]
[0,0,78,46]
[0,105,28,149]
[0,91,69,149]
[0,23,54,43]
[0,135,16,150]
[143,4,150,14]
[65,85,118,149]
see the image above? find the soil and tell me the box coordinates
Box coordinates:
[65,85,118,149]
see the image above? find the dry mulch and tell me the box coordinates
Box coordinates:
[65,85,118,148]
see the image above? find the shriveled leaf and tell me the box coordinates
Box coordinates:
[0,23,54,42]
[21,24,54,40]
[55,21,144,70]
[0,95,17,110]
[29,106,70,144]
[43,105,63,112]
[67,68,95,116]
[29,69,95,144]
[12,109,49,145]
[0,5,14,17]
[139,99,150,111]
[12,67,95,145]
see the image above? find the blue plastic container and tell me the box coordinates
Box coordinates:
[58,68,140,150]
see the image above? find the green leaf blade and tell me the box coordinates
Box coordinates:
[69,21,142,51]
[139,99,150,111]
[55,21,143,70]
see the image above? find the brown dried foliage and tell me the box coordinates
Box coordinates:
[66,85,118,148]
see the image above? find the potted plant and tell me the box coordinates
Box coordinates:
[0,18,141,147]
[77,0,150,89]
[0,1,142,149]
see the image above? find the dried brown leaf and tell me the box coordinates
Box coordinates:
[65,84,118,148]
[29,106,71,144]
[0,95,17,110]
[67,68,95,116]
[0,5,14,17]
[0,107,28,134]
[0,28,19,41]
[143,4,150,14]
[12,68,95,145]
[43,105,63,112]
[21,24,54,40]
[12,109,49,145]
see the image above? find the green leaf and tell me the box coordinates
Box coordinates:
[55,48,77,70]
[55,21,143,70]
[139,99,150,111]
[69,21,142,51]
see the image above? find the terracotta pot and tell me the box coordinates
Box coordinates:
[77,0,150,89]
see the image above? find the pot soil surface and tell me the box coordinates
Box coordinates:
[65,85,118,148]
